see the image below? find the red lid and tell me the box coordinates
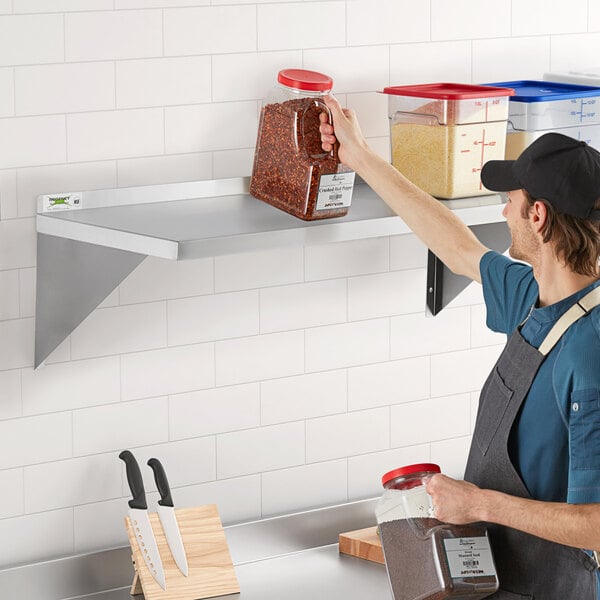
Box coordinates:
[381,463,441,487]
[278,69,333,92]
[382,82,514,99]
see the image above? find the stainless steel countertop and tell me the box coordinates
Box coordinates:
[63,546,389,600]
[0,498,392,600]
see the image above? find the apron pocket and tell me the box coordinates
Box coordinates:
[475,367,514,456]
[570,389,600,470]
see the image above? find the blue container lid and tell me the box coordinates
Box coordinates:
[483,80,600,102]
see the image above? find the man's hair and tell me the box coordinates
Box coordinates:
[522,191,600,277]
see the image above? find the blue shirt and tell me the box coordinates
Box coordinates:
[480,251,600,505]
[480,251,600,592]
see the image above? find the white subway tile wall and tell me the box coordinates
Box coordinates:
[472,37,551,83]
[511,0,587,37]
[0,68,14,117]
[117,152,212,188]
[0,269,19,320]
[0,115,66,169]
[390,40,472,85]
[0,169,17,219]
[16,63,115,116]
[0,370,21,421]
[0,0,593,568]
[67,108,165,162]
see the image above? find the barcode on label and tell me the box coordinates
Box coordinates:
[329,193,343,201]
[463,560,479,568]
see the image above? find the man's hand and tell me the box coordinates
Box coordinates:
[426,473,600,552]
[318,94,488,282]
[425,473,487,524]
[319,95,370,171]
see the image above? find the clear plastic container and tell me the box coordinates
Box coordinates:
[249,68,355,221]
[485,80,600,130]
[377,463,499,600]
[505,121,600,159]
[544,68,600,87]
[382,83,513,199]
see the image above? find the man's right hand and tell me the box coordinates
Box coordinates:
[318,94,489,283]
[319,95,370,172]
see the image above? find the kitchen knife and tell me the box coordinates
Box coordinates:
[147,457,189,577]
[119,450,167,590]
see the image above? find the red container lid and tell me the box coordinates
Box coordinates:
[381,463,441,487]
[382,82,514,99]
[278,69,333,92]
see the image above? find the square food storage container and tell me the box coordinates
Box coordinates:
[504,122,600,160]
[544,69,600,87]
[484,80,600,158]
[382,83,514,199]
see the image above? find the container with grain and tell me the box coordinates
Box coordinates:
[483,79,600,159]
[250,68,355,220]
[382,83,514,199]
[376,463,499,600]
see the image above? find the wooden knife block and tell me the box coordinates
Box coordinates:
[125,504,240,600]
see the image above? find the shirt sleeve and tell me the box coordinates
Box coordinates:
[479,250,539,335]
[567,388,600,503]
[566,315,600,504]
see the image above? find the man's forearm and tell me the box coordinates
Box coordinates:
[480,488,600,551]
[354,147,488,282]
[428,474,600,551]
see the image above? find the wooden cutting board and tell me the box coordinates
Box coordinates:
[339,525,384,564]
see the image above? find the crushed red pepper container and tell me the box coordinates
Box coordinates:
[249,68,356,220]
[377,463,499,600]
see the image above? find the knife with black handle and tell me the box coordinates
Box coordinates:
[119,450,167,590]
[148,457,189,577]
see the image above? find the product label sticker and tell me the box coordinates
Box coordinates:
[443,536,497,578]
[41,192,83,212]
[315,172,355,211]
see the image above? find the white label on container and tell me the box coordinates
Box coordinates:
[315,172,355,211]
[443,536,496,578]
[41,192,82,212]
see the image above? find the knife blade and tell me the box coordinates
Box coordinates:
[119,450,167,590]
[147,457,189,577]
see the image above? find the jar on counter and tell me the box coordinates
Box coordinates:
[249,68,355,221]
[376,463,499,600]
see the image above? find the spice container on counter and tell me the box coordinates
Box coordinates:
[249,68,355,220]
[382,83,514,199]
[376,463,499,600]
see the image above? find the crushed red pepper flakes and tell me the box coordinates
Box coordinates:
[250,97,352,221]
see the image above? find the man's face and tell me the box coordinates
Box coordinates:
[502,189,540,265]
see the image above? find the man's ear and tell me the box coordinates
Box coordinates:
[531,200,548,234]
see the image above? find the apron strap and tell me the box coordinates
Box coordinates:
[538,286,600,356]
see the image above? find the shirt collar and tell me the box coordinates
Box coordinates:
[529,279,600,325]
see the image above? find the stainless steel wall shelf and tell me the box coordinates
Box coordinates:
[35,177,508,368]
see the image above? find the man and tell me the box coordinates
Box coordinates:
[320,96,600,598]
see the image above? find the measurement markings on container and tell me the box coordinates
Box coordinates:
[570,98,597,123]
[472,128,498,189]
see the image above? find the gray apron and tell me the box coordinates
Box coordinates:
[464,286,600,600]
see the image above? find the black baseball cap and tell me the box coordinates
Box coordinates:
[481,132,600,220]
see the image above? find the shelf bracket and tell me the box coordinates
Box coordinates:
[426,221,511,315]
[34,233,145,368]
